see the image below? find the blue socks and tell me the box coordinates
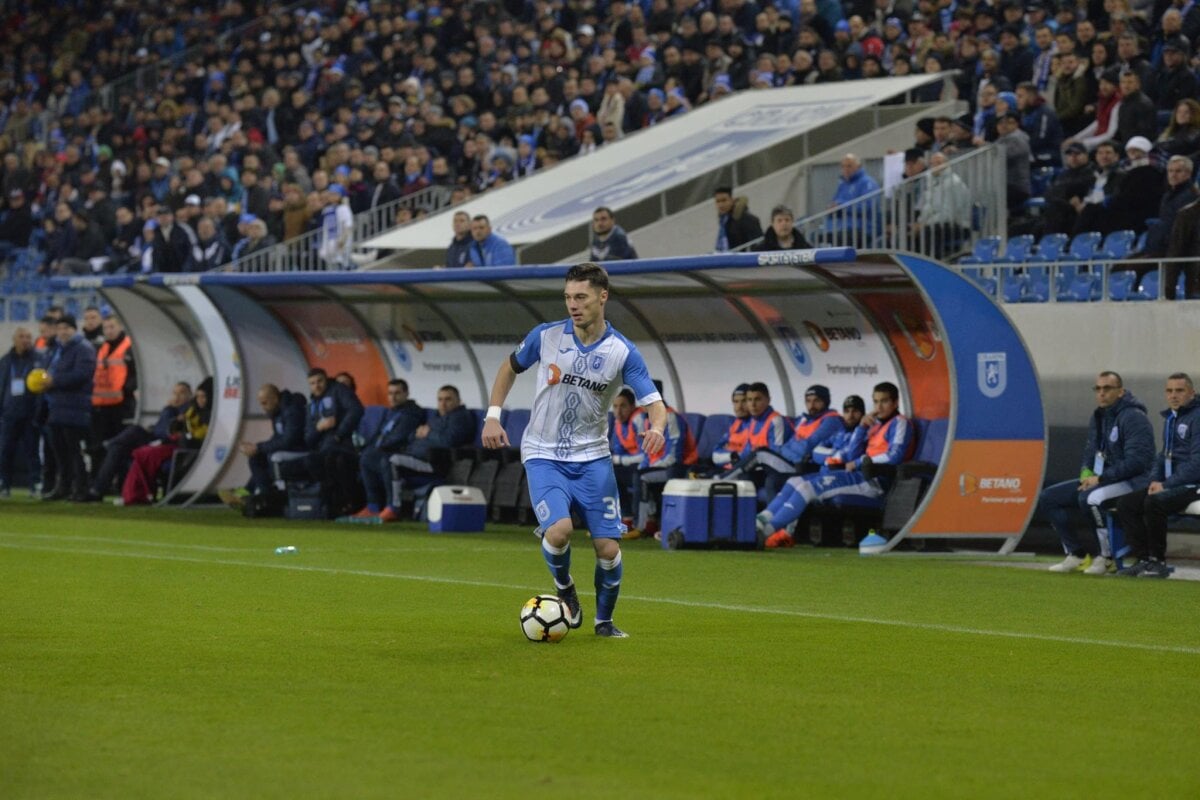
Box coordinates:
[594,551,623,623]
[541,538,572,589]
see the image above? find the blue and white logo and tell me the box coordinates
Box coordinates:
[215,446,227,462]
[391,340,412,372]
[773,322,812,376]
[1178,423,1189,439]
[590,354,605,371]
[977,352,1007,399]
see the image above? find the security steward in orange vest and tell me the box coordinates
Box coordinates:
[89,315,137,480]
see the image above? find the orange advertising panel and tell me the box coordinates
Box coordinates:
[269,303,390,406]
[909,440,1046,535]
[853,290,950,420]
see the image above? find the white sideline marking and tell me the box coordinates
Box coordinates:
[1,536,1197,657]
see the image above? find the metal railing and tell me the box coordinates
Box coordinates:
[957,257,1199,303]
[215,184,452,273]
[789,145,1007,261]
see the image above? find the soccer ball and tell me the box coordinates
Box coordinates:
[25,368,50,394]
[520,594,570,643]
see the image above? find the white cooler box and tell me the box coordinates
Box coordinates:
[427,485,487,533]
[660,479,759,549]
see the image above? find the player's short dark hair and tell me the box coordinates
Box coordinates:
[565,262,609,291]
[1167,372,1193,388]
[307,367,328,379]
[873,381,899,401]
[747,381,770,398]
[388,378,409,392]
[1099,370,1123,388]
[617,387,635,404]
[334,371,356,390]
[438,384,461,399]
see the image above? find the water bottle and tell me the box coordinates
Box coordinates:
[274,545,298,555]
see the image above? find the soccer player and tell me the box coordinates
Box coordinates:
[482,263,666,638]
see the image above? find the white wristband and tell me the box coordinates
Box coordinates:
[486,405,503,421]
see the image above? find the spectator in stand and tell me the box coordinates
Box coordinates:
[0,190,33,253]
[1090,136,1164,235]
[318,185,354,270]
[713,186,763,252]
[1070,68,1122,152]
[1165,197,1200,299]
[589,206,639,262]
[153,206,194,274]
[1114,70,1157,148]
[1054,51,1098,138]
[753,205,813,251]
[1116,373,1200,578]
[1043,142,1099,235]
[1070,141,1124,235]
[189,217,231,271]
[913,152,974,259]
[1141,156,1199,258]
[1017,82,1064,167]
[1153,38,1197,114]
[823,154,879,248]
[996,112,1033,211]
[445,211,473,269]
[1156,98,1200,163]
[469,215,516,267]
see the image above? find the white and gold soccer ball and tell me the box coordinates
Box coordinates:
[520,594,570,643]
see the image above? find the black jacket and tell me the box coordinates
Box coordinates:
[721,197,763,250]
[304,381,364,452]
[373,400,425,453]
[0,346,38,421]
[1082,392,1155,490]
[258,389,306,455]
[752,225,813,251]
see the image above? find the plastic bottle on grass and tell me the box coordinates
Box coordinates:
[274,546,298,555]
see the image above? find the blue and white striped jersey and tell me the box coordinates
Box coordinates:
[511,319,661,463]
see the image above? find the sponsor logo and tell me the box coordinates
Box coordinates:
[959,472,1028,504]
[215,446,228,462]
[162,274,201,286]
[977,352,1007,398]
[547,363,562,385]
[67,277,104,289]
[772,321,812,376]
[803,321,863,352]
[559,374,609,392]
[756,250,817,266]
[402,324,425,352]
[223,375,240,399]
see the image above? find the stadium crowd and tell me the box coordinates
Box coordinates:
[4,0,1200,276]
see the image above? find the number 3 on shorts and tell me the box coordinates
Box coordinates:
[602,497,618,520]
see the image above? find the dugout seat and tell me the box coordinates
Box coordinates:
[490,460,527,522]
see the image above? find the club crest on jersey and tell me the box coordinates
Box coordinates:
[590,354,605,371]
[547,363,562,385]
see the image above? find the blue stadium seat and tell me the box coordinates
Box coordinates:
[695,413,733,458]
[683,412,705,445]
[1131,230,1149,254]
[357,405,387,443]
[1099,230,1135,259]
[962,267,997,296]
[1034,233,1068,260]
[912,418,949,463]
[1022,268,1050,302]
[1108,271,1136,301]
[64,298,81,318]
[504,408,530,450]
[958,236,1001,265]
[10,299,29,321]
[1000,235,1036,263]
[1066,231,1103,261]
[1057,273,1098,302]
[471,408,490,446]
[1002,272,1028,302]
[1030,166,1057,197]
[1174,271,1188,299]
[1130,271,1160,301]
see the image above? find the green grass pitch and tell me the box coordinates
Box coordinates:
[2,501,1198,799]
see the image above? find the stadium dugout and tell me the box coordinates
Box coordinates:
[49,249,1048,552]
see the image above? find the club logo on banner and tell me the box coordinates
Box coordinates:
[977,352,1007,398]
[771,321,812,376]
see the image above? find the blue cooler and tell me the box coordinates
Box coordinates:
[427,485,487,533]
[660,479,758,549]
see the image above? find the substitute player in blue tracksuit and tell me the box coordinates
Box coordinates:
[756,384,911,548]
[482,263,666,638]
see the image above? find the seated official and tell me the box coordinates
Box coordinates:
[120,378,211,506]
[279,368,365,517]
[755,384,911,549]
[222,383,306,503]
[344,379,425,522]
[82,381,192,501]
[388,384,475,513]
